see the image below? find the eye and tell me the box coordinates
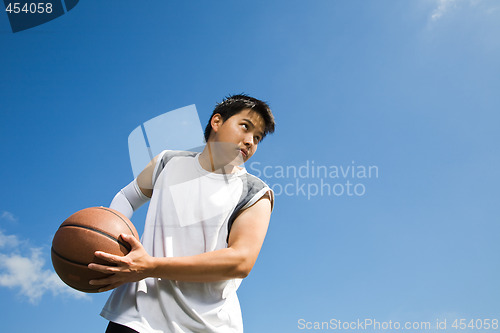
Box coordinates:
[241,123,249,130]
[254,136,261,143]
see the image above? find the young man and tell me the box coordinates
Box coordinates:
[88,94,276,333]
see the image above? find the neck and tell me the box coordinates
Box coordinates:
[198,144,242,174]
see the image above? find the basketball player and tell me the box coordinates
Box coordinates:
[88,94,276,333]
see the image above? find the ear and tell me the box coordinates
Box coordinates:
[210,113,224,133]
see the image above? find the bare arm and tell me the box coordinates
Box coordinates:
[89,193,272,290]
[150,193,272,281]
[135,154,160,198]
[107,154,161,218]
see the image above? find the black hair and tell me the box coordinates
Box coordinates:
[204,94,275,142]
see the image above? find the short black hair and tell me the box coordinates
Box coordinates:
[204,94,275,142]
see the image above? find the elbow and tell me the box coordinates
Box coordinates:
[232,255,254,279]
[232,267,252,279]
[234,265,251,279]
[225,247,257,279]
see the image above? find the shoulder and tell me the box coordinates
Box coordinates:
[152,150,199,184]
[237,172,274,211]
[226,172,274,240]
[240,172,270,194]
[156,150,198,168]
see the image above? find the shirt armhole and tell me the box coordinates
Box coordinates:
[241,187,274,212]
[151,150,169,187]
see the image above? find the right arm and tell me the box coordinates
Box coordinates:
[109,153,161,218]
[136,153,161,198]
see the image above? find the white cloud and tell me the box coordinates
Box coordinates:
[1,211,18,223]
[0,230,20,248]
[431,0,459,21]
[0,229,89,304]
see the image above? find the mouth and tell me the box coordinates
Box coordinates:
[239,148,248,158]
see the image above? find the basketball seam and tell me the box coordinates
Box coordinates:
[51,247,89,267]
[57,224,132,251]
[95,207,136,237]
[51,247,110,292]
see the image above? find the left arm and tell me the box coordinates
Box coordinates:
[88,193,272,291]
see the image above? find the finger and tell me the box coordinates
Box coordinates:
[88,276,123,291]
[88,272,125,286]
[88,263,122,273]
[121,233,141,249]
[97,282,123,293]
[94,251,123,263]
[89,276,115,286]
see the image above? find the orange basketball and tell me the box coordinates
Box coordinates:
[51,207,139,293]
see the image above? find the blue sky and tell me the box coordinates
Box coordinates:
[1,0,500,332]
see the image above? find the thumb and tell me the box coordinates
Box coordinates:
[121,233,141,249]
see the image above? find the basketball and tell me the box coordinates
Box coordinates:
[51,207,139,293]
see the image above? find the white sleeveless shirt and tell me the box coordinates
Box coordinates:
[101,150,273,333]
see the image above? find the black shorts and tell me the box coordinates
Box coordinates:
[105,322,139,333]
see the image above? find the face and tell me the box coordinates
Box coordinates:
[209,109,266,165]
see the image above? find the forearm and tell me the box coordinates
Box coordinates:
[147,196,272,283]
[149,247,252,282]
[88,234,258,290]
[89,197,271,290]
[110,179,150,219]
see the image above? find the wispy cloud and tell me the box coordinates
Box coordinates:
[0,229,89,304]
[0,230,20,248]
[1,211,18,223]
[430,0,500,21]
[431,0,458,21]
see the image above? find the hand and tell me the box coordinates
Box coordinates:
[88,233,155,292]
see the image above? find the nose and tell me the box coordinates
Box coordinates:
[243,133,254,147]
